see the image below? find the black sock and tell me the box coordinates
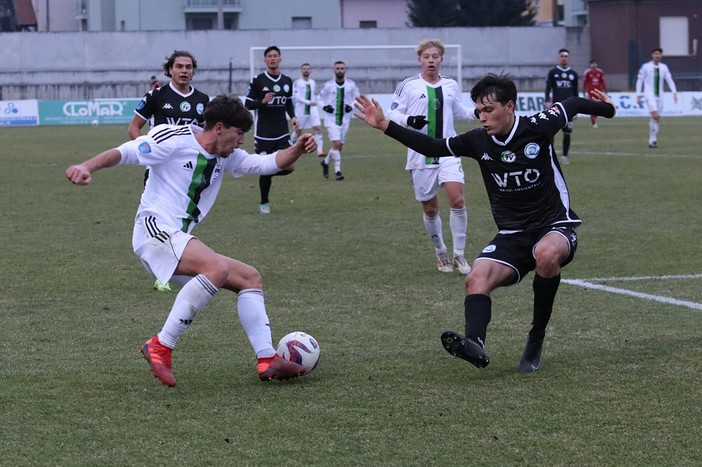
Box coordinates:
[530,274,561,339]
[259,175,272,204]
[563,134,571,157]
[464,294,491,346]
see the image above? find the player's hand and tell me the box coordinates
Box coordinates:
[323,105,334,114]
[407,115,429,129]
[262,92,275,104]
[291,117,299,130]
[590,89,616,117]
[344,104,353,113]
[636,96,643,107]
[296,133,317,154]
[353,95,389,131]
[66,164,92,185]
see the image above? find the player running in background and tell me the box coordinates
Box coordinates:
[545,48,578,165]
[354,74,616,374]
[291,63,326,157]
[582,59,607,128]
[128,50,210,292]
[66,94,317,387]
[319,61,360,181]
[636,47,678,149]
[386,39,476,275]
[245,45,298,214]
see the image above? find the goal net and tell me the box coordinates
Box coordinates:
[248,44,463,95]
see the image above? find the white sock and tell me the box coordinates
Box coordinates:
[324,151,332,165]
[649,119,659,143]
[314,132,324,154]
[237,288,275,358]
[158,275,217,349]
[423,212,446,252]
[332,149,342,173]
[449,207,467,257]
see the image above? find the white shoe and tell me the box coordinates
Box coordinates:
[259,203,270,214]
[436,251,454,273]
[560,156,570,165]
[453,255,472,275]
[592,123,598,128]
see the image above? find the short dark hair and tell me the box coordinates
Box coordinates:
[163,50,197,78]
[559,48,570,55]
[203,94,253,132]
[653,47,663,54]
[470,73,517,106]
[264,46,281,56]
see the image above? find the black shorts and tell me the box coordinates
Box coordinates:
[475,226,578,284]
[254,136,290,155]
[562,120,574,134]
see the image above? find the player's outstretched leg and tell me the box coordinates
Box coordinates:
[440,330,490,369]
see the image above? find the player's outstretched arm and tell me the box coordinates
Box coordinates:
[353,95,390,131]
[65,148,122,186]
[275,133,316,169]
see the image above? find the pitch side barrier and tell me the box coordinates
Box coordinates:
[2,93,701,127]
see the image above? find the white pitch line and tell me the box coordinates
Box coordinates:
[562,279,702,311]
[575,274,702,282]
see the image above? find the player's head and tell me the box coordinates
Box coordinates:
[651,47,663,63]
[470,73,517,136]
[558,48,570,67]
[264,46,282,72]
[417,39,445,57]
[163,50,197,78]
[589,59,598,69]
[203,95,254,156]
[300,63,312,78]
[333,61,346,81]
[417,39,445,76]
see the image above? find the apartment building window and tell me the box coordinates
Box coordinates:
[359,20,377,28]
[292,16,312,29]
[660,16,689,56]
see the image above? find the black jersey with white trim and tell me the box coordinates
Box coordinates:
[448,103,579,232]
[545,66,579,103]
[134,81,209,128]
[244,71,295,140]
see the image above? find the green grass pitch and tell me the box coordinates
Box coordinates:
[1,116,701,465]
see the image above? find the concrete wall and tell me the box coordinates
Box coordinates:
[0,27,589,100]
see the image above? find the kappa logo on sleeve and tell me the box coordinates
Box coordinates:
[138,142,152,154]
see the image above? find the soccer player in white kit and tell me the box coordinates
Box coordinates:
[319,61,360,181]
[66,95,317,387]
[387,39,476,275]
[291,63,326,157]
[636,47,678,148]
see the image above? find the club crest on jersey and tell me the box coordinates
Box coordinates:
[390,102,399,110]
[273,85,281,92]
[500,150,516,163]
[136,101,146,111]
[196,103,205,114]
[283,84,290,92]
[138,142,151,154]
[180,102,191,112]
[524,143,540,159]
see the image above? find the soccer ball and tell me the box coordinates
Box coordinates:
[276,331,320,373]
[91,119,99,126]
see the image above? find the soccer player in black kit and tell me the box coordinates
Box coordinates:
[245,45,298,214]
[545,48,579,165]
[354,73,616,374]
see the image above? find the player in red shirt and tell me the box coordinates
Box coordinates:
[582,60,607,128]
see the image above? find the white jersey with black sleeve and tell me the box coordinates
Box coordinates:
[387,74,475,170]
[117,124,280,234]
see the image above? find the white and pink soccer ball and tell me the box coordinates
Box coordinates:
[276,332,320,373]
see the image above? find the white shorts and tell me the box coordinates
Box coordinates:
[325,121,350,143]
[643,96,662,113]
[132,215,194,284]
[410,157,464,202]
[297,109,321,129]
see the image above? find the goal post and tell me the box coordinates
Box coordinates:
[249,44,462,93]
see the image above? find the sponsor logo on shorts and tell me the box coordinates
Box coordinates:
[482,244,497,253]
